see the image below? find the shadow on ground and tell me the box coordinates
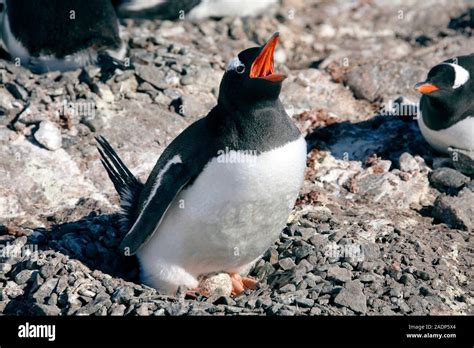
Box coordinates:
[1,213,140,315]
[306,115,434,165]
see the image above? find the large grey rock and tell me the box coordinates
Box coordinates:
[345,59,425,102]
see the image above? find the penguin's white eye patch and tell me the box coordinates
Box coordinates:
[226,56,245,74]
[443,62,470,89]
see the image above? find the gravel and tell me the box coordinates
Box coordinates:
[0,0,472,316]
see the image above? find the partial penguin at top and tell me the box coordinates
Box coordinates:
[0,0,125,73]
[113,0,278,20]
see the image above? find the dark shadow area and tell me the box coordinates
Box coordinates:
[306,114,435,166]
[1,212,140,315]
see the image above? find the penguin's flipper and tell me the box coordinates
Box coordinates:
[118,154,192,255]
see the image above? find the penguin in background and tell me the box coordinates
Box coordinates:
[97,33,307,295]
[0,0,125,73]
[415,55,474,154]
[113,0,278,20]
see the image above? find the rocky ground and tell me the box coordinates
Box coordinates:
[0,0,472,316]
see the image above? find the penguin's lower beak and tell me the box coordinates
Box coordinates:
[250,32,286,82]
[415,82,439,94]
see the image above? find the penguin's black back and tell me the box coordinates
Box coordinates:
[7,0,121,58]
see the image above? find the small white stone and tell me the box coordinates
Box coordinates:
[319,24,336,38]
[399,152,419,172]
[34,120,62,151]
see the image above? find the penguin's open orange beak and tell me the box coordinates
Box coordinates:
[415,82,440,94]
[250,32,286,82]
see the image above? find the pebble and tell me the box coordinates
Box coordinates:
[279,284,296,293]
[448,148,474,175]
[278,257,296,270]
[135,65,168,90]
[399,152,419,172]
[429,167,470,193]
[295,297,315,308]
[0,263,12,274]
[109,303,126,316]
[34,120,62,151]
[432,188,473,230]
[399,273,416,285]
[6,82,28,101]
[294,244,313,260]
[14,270,36,285]
[295,227,316,240]
[264,247,279,265]
[334,281,367,314]
[75,294,112,316]
[327,266,352,283]
[111,287,134,303]
[32,303,61,315]
[33,278,59,303]
[3,281,24,299]
[358,274,376,283]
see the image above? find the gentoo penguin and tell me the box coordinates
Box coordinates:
[415,55,474,153]
[114,0,278,20]
[97,33,307,295]
[0,0,125,73]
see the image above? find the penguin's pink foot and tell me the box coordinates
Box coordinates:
[230,273,258,296]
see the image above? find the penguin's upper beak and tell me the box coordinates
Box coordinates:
[250,32,286,82]
[415,82,440,94]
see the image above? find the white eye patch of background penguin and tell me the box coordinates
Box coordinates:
[97,33,307,296]
[0,0,125,73]
[114,0,278,20]
[415,54,474,154]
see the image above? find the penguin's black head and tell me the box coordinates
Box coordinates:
[219,32,286,108]
[415,61,470,99]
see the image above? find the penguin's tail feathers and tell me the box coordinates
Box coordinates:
[96,136,143,233]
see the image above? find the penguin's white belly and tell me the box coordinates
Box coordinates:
[138,136,307,293]
[188,0,278,19]
[417,111,474,153]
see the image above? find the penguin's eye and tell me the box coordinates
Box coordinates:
[226,56,245,75]
[235,63,245,74]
